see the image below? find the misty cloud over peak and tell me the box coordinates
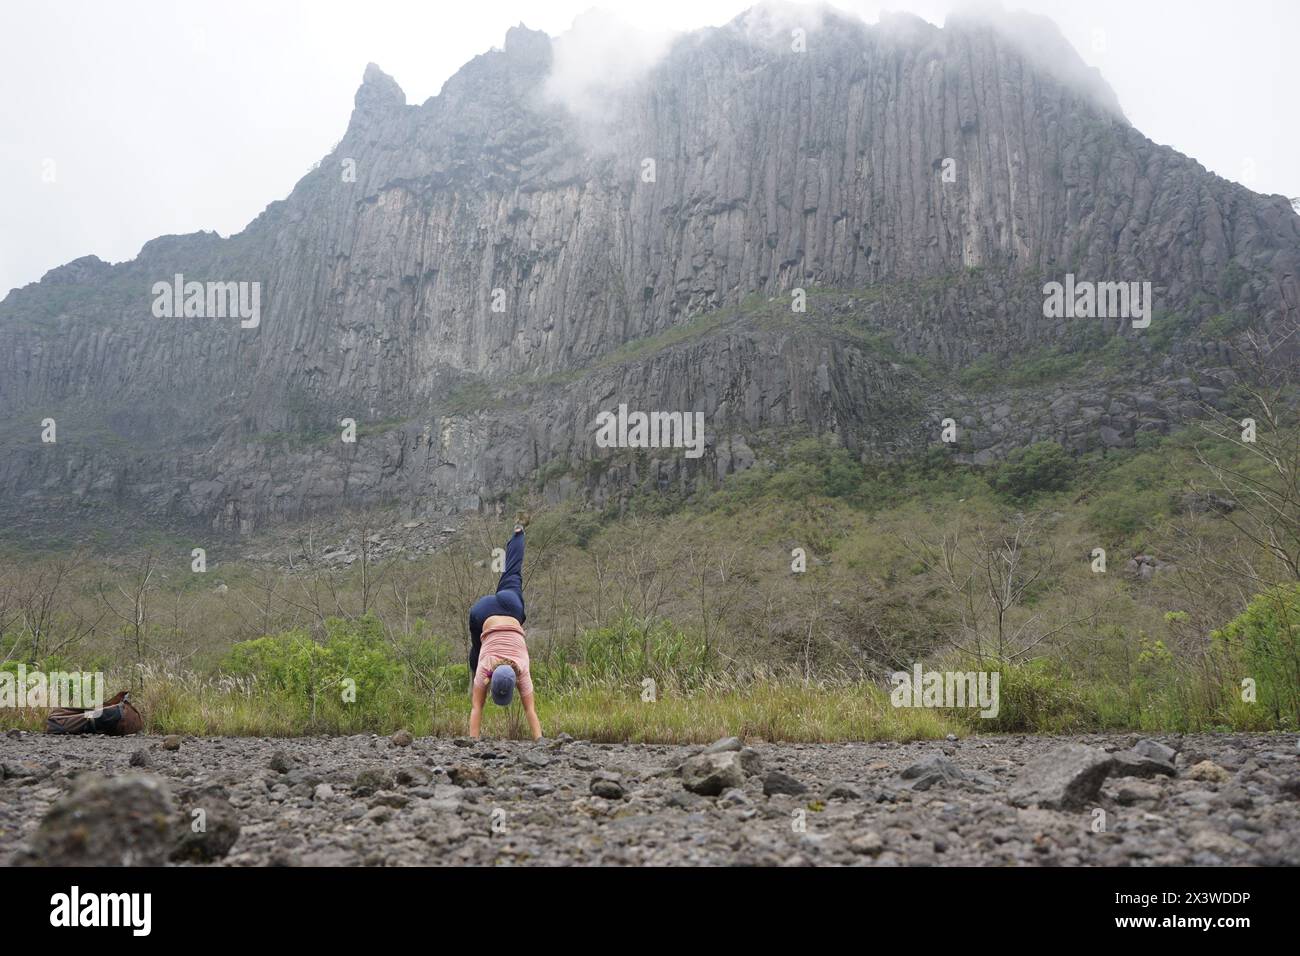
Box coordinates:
[529,2,1126,130]
[947,3,1128,121]
[541,9,676,126]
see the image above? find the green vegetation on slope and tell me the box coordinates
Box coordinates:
[2,418,1296,739]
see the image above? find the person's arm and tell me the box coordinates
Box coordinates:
[521,691,542,741]
[469,682,487,738]
[468,622,482,675]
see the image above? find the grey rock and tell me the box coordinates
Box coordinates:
[14,775,177,866]
[850,831,885,856]
[352,767,396,796]
[763,771,808,797]
[704,737,743,754]
[718,788,751,808]
[895,754,995,792]
[448,765,491,789]
[681,751,745,796]
[1115,781,1162,805]
[269,750,294,773]
[1009,744,1115,810]
[520,750,551,769]
[171,789,241,862]
[1133,738,1179,763]
[1110,751,1176,779]
[822,782,863,801]
[589,772,625,800]
[1186,761,1232,784]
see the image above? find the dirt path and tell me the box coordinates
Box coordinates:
[2,731,1296,866]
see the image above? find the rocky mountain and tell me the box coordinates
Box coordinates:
[2,4,1298,536]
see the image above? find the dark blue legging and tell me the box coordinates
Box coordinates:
[468,529,525,674]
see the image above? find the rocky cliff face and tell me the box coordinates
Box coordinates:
[2,5,1298,535]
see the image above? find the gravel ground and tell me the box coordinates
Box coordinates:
[1,731,1296,866]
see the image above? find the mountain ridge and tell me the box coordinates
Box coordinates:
[1,5,1297,535]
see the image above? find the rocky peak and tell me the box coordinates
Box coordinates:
[37,255,111,286]
[503,23,552,68]
[353,63,406,116]
[946,6,1126,121]
[0,7,1295,535]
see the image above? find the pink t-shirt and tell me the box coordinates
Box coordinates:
[474,622,534,697]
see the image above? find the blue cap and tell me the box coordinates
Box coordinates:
[490,664,517,706]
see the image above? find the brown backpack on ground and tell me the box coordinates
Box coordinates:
[45,691,144,736]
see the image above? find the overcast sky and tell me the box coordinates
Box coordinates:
[1,0,1296,297]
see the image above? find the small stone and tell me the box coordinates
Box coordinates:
[448,765,490,788]
[129,749,152,768]
[1132,738,1178,764]
[895,754,983,791]
[1009,744,1114,810]
[589,772,626,800]
[680,751,745,796]
[850,831,884,856]
[269,750,294,773]
[352,767,396,796]
[171,790,241,863]
[395,766,432,787]
[161,735,182,752]
[1188,829,1248,856]
[1187,761,1231,784]
[391,730,414,748]
[718,787,750,807]
[313,783,335,802]
[666,791,705,810]
[521,750,551,768]
[762,771,808,797]
[1217,787,1253,810]
[704,737,743,754]
[822,782,862,801]
[1115,781,1161,805]
[1109,751,1176,779]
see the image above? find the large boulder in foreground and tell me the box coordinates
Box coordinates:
[12,774,242,866]
[1009,744,1116,811]
[13,774,177,866]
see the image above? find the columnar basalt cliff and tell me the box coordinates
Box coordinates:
[2,6,1298,535]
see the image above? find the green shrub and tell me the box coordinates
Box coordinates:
[953,658,1098,733]
[992,442,1076,501]
[224,616,417,729]
[1212,585,1300,727]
